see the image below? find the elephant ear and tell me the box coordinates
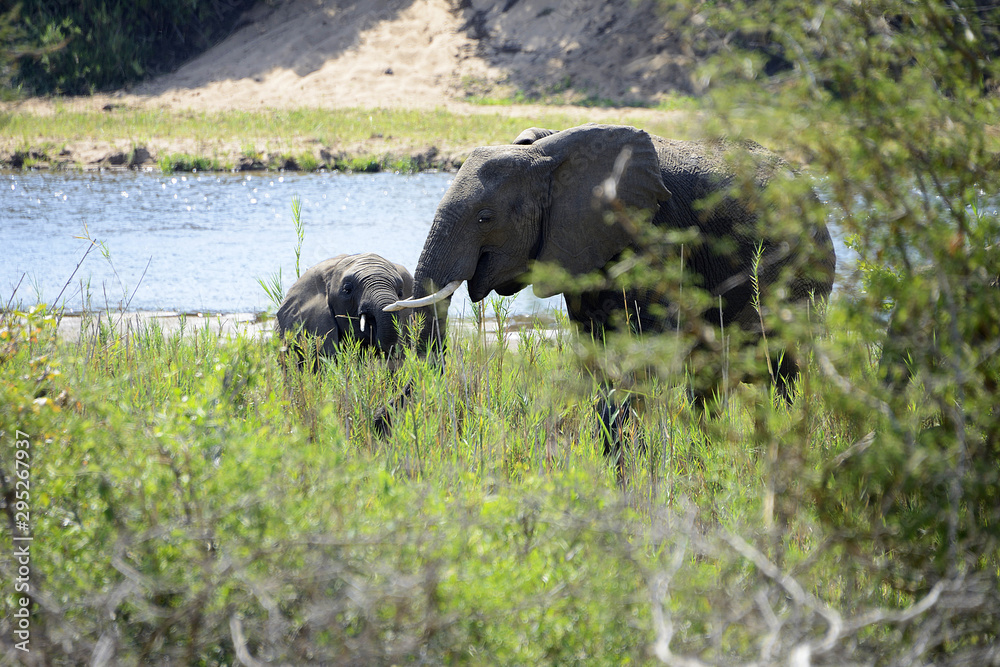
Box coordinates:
[314,258,348,354]
[513,127,558,145]
[394,262,414,299]
[531,124,672,295]
[277,258,342,360]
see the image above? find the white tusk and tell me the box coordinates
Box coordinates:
[383,280,462,312]
[360,314,366,332]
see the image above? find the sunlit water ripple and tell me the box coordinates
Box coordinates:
[2,170,852,316]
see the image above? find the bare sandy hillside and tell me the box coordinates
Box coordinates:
[16,0,693,114]
[133,0,691,111]
[449,0,695,104]
[2,0,702,169]
[132,0,494,110]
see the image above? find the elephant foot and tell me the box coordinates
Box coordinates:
[372,407,392,440]
[373,381,414,439]
[686,346,800,414]
[598,390,647,488]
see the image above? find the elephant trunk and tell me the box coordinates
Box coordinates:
[387,206,479,358]
[405,267,455,357]
[360,289,406,354]
[360,309,398,353]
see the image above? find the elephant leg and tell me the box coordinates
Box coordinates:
[772,347,799,404]
[373,381,414,439]
[683,328,801,409]
[744,338,800,404]
[597,384,647,487]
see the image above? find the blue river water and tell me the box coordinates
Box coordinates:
[1,169,562,317]
[2,170,850,316]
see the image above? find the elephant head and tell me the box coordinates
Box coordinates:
[277,253,413,365]
[385,123,672,351]
[388,123,836,356]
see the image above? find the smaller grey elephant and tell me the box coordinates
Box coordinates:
[276,253,413,365]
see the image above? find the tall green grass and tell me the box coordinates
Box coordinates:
[2,291,932,664]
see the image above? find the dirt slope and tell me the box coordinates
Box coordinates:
[18,0,692,114]
[452,0,695,103]
[2,0,700,169]
[131,0,494,110]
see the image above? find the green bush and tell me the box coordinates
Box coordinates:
[10,0,255,95]
[663,0,1000,661]
[0,306,694,664]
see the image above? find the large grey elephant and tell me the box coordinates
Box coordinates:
[381,124,836,459]
[277,253,413,365]
[387,124,835,388]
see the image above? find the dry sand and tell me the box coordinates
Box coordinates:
[7,0,691,117]
[133,0,498,112]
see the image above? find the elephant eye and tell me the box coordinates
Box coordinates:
[476,208,494,225]
[341,280,354,296]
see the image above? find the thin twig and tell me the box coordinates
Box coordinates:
[843,579,947,634]
[649,510,709,666]
[54,238,99,309]
[813,345,899,427]
[830,430,876,469]
[1,272,26,325]
[720,530,845,653]
[113,256,152,331]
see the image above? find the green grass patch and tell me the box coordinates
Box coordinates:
[157,151,227,173]
[1,105,706,172]
[459,76,699,113]
[3,106,589,148]
[2,295,971,663]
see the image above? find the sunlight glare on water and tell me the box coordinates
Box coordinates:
[2,171,865,317]
[1,170,561,317]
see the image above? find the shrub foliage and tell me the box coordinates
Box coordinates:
[9,0,254,95]
[672,0,1000,661]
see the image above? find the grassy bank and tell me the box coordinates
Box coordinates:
[3,295,980,664]
[0,104,696,173]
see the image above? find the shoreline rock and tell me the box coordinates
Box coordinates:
[0,143,464,174]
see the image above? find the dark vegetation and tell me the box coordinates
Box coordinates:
[2,0,255,95]
[678,0,1000,97]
